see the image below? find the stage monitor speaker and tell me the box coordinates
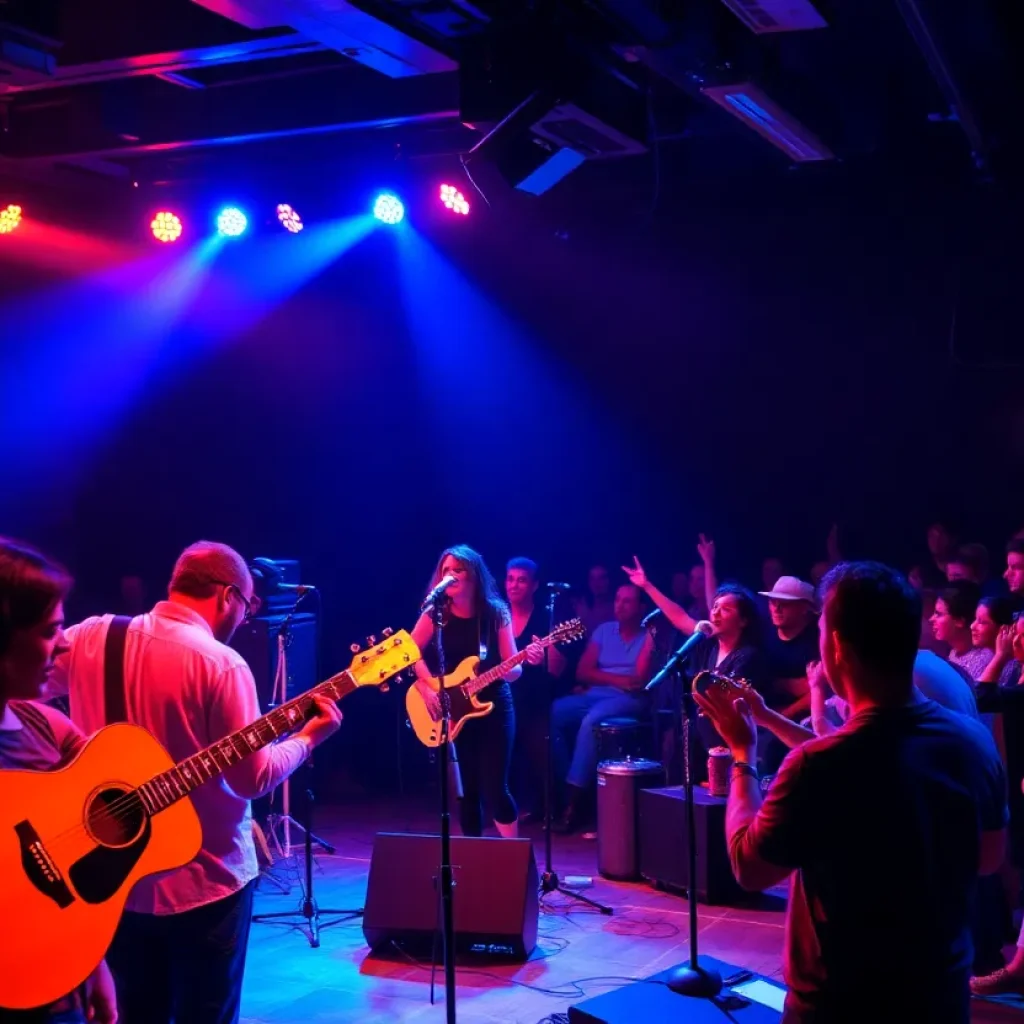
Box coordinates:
[362,832,539,961]
[230,612,317,711]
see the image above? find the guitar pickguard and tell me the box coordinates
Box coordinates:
[15,819,75,909]
[445,684,478,727]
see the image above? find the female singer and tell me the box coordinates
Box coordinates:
[411,545,543,839]
[0,537,117,1024]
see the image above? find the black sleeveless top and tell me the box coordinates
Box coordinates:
[426,605,505,694]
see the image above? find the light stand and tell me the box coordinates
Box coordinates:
[251,593,363,948]
[664,679,722,998]
[428,595,458,1024]
[539,583,612,915]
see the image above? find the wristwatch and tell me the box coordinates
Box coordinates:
[731,760,758,782]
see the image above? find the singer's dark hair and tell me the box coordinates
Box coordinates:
[506,557,539,581]
[712,583,761,647]
[427,545,510,628]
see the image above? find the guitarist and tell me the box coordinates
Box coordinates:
[411,546,543,840]
[0,537,117,1024]
[48,541,342,1024]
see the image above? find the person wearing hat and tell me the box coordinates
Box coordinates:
[759,576,820,723]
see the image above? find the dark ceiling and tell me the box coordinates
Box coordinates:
[0,0,1020,201]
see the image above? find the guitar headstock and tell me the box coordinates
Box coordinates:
[693,670,751,697]
[548,618,586,646]
[348,628,421,691]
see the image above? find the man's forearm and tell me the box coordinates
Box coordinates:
[754,706,815,749]
[578,668,638,690]
[726,747,763,841]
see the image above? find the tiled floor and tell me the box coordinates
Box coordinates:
[241,796,1024,1023]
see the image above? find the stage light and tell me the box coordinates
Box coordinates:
[373,193,404,226]
[0,204,23,235]
[439,184,470,216]
[217,207,248,238]
[150,211,183,243]
[276,203,303,234]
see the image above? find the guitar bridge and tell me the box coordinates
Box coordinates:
[15,820,75,909]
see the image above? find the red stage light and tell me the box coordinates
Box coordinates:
[439,184,470,216]
[151,211,183,243]
[0,204,23,234]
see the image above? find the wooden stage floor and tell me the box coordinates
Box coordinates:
[240,796,1023,1023]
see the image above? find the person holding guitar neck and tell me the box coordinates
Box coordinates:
[411,546,544,839]
[48,541,342,1024]
[0,537,117,1024]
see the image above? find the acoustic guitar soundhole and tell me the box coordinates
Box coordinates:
[85,787,147,848]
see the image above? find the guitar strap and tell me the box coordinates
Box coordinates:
[103,615,132,725]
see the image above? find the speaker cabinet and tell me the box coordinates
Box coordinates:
[230,612,317,711]
[362,833,539,960]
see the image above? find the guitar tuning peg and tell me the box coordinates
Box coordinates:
[382,627,394,638]
[366,635,377,647]
[350,643,361,653]
[379,683,390,694]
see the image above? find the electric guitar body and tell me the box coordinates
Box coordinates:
[406,619,585,748]
[405,655,491,747]
[0,723,202,1011]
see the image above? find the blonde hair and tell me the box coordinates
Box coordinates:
[169,541,250,599]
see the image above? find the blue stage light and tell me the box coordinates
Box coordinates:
[216,207,248,238]
[373,193,404,226]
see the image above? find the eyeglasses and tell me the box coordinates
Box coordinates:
[209,579,261,621]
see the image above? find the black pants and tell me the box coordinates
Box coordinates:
[456,684,516,836]
[106,881,255,1024]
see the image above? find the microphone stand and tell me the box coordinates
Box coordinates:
[539,584,611,915]
[427,595,458,1024]
[252,594,362,948]
[658,662,722,998]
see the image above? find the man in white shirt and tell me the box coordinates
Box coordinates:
[51,541,341,1024]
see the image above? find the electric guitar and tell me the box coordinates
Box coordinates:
[406,619,585,748]
[0,628,419,1011]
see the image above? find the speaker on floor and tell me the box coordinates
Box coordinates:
[362,832,539,961]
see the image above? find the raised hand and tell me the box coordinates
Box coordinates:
[621,555,648,588]
[697,533,715,565]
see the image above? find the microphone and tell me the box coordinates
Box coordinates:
[421,575,457,613]
[645,621,713,691]
[546,581,571,590]
[641,608,663,630]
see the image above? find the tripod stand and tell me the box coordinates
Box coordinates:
[538,583,611,915]
[251,605,362,948]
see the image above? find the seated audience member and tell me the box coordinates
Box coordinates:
[695,561,1006,1023]
[931,580,992,679]
[947,543,1003,597]
[1006,539,1024,603]
[551,583,654,832]
[928,520,960,581]
[759,576,819,720]
[971,613,1024,997]
[0,538,117,1024]
[572,563,615,635]
[973,596,1021,687]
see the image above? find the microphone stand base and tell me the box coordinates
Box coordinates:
[665,963,723,998]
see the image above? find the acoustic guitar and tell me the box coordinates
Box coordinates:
[0,628,419,1011]
[406,619,585,747]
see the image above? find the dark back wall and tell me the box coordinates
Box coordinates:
[2,162,1021,790]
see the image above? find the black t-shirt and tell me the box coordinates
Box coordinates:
[732,698,1007,1022]
[512,604,552,715]
[763,622,820,708]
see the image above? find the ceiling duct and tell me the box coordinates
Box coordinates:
[190,0,456,77]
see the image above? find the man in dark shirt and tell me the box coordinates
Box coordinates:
[759,576,819,719]
[695,561,1007,1023]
